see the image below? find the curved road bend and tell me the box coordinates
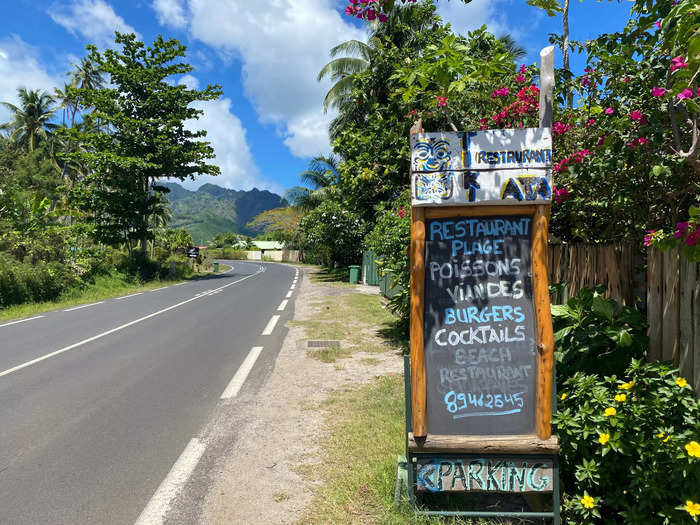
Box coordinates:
[0,261,299,525]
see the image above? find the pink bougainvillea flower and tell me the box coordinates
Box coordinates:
[677,88,693,100]
[552,186,570,203]
[652,86,667,97]
[586,118,596,127]
[436,96,447,107]
[623,77,631,83]
[552,121,572,136]
[674,222,689,238]
[605,107,614,115]
[581,76,591,88]
[626,141,637,149]
[596,134,608,146]
[378,12,387,22]
[519,64,527,74]
[630,110,646,122]
[644,230,657,247]
[397,207,407,218]
[655,20,661,29]
[671,56,688,72]
[515,74,526,83]
[686,231,700,246]
[491,87,510,98]
[638,137,649,145]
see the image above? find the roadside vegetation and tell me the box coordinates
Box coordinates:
[286,2,699,522]
[1,33,220,316]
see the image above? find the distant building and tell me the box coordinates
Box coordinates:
[253,241,285,256]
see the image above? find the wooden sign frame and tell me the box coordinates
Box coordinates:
[408,203,556,447]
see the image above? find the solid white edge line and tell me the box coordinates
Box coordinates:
[150,286,169,292]
[134,438,207,525]
[0,270,264,379]
[0,315,45,328]
[290,285,295,290]
[277,299,288,311]
[174,283,185,286]
[285,291,293,299]
[115,292,144,300]
[261,315,280,336]
[64,301,104,312]
[220,346,264,399]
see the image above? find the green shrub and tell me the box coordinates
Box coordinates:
[554,359,700,524]
[0,253,80,307]
[551,285,647,385]
[364,191,410,332]
[164,255,194,279]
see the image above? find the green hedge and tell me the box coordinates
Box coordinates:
[0,253,80,307]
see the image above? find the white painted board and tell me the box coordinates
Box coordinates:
[412,168,552,206]
[410,128,552,173]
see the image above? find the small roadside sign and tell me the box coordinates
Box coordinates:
[187,246,199,258]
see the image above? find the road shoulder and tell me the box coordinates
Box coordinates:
[199,267,402,524]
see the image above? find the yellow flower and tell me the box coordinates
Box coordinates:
[581,494,595,509]
[685,500,700,517]
[604,407,616,417]
[598,433,610,445]
[676,377,688,388]
[658,432,670,443]
[618,381,635,390]
[615,393,627,402]
[686,441,700,458]
[560,393,567,400]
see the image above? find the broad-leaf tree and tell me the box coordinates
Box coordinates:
[69,32,222,254]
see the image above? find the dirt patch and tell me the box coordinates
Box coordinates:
[200,267,402,524]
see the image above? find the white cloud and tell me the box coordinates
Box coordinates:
[172,0,364,159]
[180,91,281,193]
[152,0,188,29]
[49,0,140,47]
[437,0,512,37]
[0,36,60,124]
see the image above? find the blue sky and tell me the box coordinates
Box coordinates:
[0,0,635,196]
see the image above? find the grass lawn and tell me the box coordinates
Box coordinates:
[297,270,543,524]
[0,266,222,323]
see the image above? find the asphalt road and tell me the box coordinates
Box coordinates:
[0,261,298,525]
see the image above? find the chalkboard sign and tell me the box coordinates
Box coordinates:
[423,214,536,435]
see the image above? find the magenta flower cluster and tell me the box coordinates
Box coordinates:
[552,121,572,137]
[552,186,570,204]
[554,149,590,174]
[491,87,510,98]
[674,222,700,246]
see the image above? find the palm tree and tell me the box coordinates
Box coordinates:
[498,34,527,61]
[287,155,342,211]
[1,88,58,152]
[317,40,371,113]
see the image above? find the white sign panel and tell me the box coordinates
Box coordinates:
[410,128,552,206]
[412,169,552,206]
[466,128,552,170]
[410,132,466,173]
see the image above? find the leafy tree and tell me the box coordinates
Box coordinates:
[1,88,58,152]
[299,200,366,267]
[68,33,222,255]
[246,207,302,246]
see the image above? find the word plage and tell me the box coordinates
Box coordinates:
[423,215,537,435]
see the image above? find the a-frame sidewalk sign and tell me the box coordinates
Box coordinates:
[398,46,560,523]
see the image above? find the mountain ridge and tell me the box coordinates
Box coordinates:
[161,181,287,244]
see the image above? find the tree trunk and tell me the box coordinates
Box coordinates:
[563,0,572,109]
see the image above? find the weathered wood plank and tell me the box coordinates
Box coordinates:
[662,250,680,362]
[416,456,554,493]
[408,433,559,454]
[647,249,663,362]
[533,206,554,440]
[410,205,427,437]
[424,205,537,219]
[679,257,695,382]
